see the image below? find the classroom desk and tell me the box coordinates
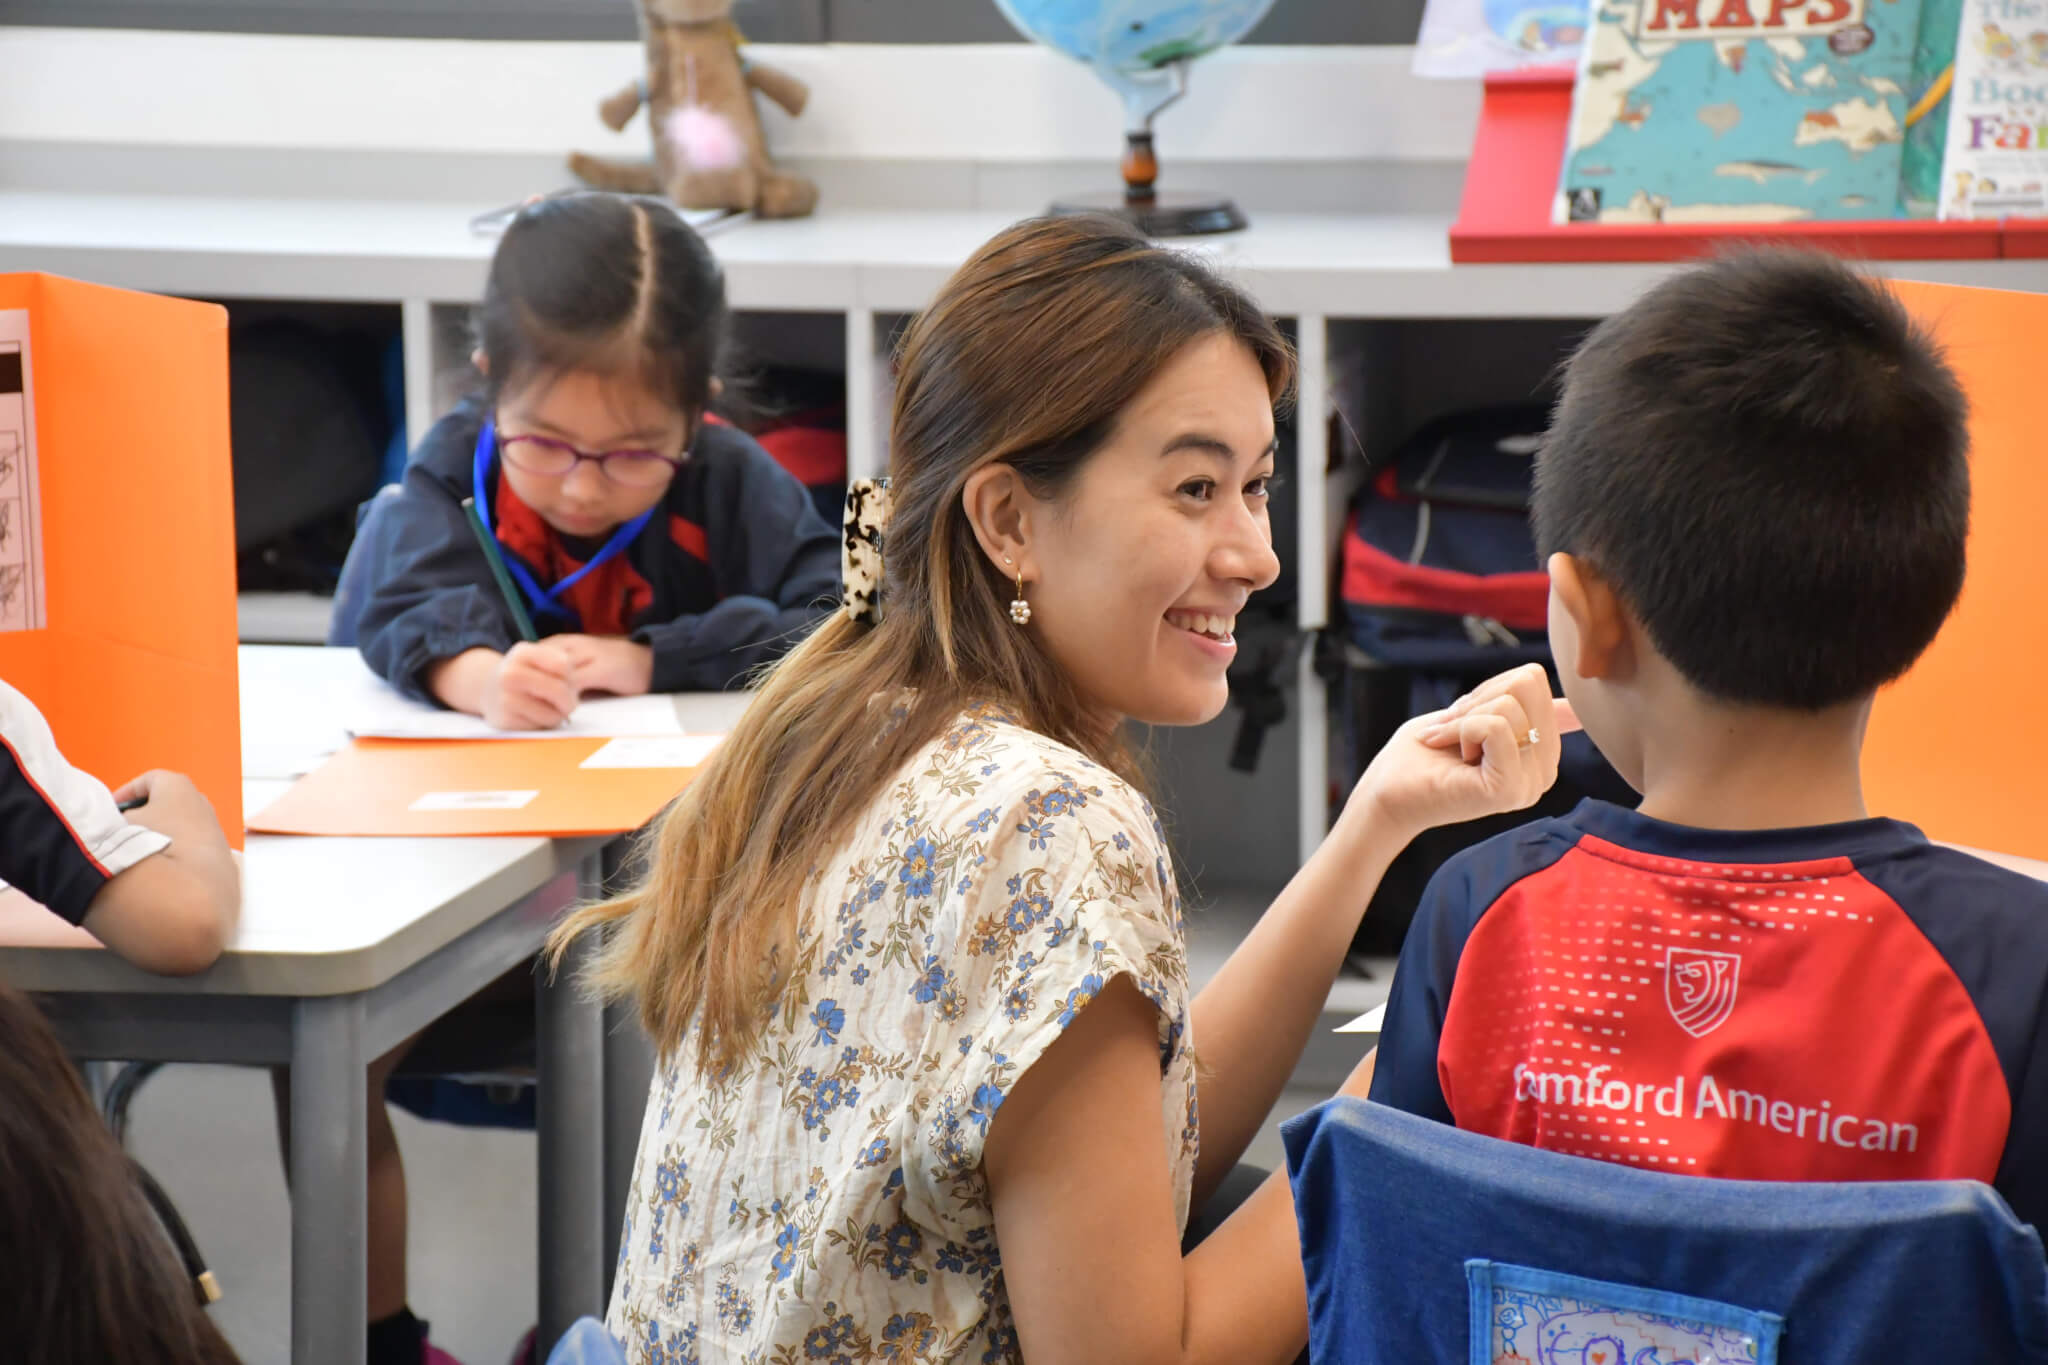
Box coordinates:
[0,646,745,1365]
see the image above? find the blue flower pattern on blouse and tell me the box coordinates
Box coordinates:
[810,1001,845,1048]
[898,837,940,899]
[607,704,1194,1364]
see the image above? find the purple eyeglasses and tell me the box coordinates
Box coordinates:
[499,431,685,488]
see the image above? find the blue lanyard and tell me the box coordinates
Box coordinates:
[470,416,658,621]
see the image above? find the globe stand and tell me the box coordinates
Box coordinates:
[1047,59,1249,238]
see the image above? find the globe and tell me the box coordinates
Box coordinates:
[991,0,1281,234]
[993,0,1278,115]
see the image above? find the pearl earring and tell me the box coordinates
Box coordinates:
[1009,570,1031,626]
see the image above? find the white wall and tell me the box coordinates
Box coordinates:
[0,27,1476,166]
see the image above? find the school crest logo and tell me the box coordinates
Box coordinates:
[1664,947,1740,1038]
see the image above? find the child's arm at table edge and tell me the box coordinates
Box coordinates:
[88,771,241,976]
[0,683,238,976]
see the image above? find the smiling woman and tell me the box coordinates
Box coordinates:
[547,214,1569,1365]
[556,213,1295,1066]
[973,329,1284,726]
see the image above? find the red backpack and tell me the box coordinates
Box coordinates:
[1340,404,1551,671]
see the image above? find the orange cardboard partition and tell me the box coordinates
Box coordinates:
[1864,281,2048,861]
[0,274,241,843]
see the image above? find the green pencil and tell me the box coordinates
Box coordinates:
[461,496,540,643]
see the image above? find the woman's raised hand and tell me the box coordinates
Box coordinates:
[1345,663,1580,844]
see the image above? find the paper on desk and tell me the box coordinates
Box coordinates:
[580,734,724,769]
[239,649,360,778]
[347,687,684,741]
[1335,1003,1386,1036]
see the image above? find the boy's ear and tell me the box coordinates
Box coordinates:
[471,348,490,377]
[1549,552,1632,682]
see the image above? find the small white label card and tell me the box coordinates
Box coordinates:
[409,789,539,812]
[579,735,725,770]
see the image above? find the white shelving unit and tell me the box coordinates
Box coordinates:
[8,190,2045,858]
[8,27,2047,863]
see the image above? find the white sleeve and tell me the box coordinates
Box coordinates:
[0,679,169,923]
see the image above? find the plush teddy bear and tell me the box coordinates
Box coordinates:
[568,0,818,219]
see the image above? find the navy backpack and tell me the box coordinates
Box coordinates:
[1336,405,1635,958]
[1340,403,1552,679]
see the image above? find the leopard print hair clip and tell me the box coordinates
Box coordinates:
[841,477,890,624]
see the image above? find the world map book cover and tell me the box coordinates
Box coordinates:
[1556,0,1925,223]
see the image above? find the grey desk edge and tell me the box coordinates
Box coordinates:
[6,834,610,998]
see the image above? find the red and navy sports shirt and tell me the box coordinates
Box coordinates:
[0,679,169,924]
[1370,800,2048,1231]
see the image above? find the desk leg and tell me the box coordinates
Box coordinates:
[603,1000,654,1295]
[292,993,369,1365]
[538,858,607,1350]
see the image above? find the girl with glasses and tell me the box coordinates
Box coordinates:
[355,191,838,731]
[326,191,840,1365]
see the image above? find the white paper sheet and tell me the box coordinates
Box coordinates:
[0,310,46,632]
[579,734,724,769]
[242,647,718,771]
[346,683,686,741]
[240,648,367,778]
[1334,1003,1387,1036]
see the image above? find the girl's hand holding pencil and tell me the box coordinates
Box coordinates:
[451,493,579,728]
[482,642,580,730]
[425,641,579,731]
[437,498,656,728]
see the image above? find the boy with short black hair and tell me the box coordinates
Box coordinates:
[1372,248,2048,1229]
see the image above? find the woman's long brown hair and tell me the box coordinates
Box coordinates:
[0,982,243,1364]
[548,215,1293,1071]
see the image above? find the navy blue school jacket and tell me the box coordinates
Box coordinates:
[356,400,840,701]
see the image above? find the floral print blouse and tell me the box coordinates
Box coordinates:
[607,704,1197,1364]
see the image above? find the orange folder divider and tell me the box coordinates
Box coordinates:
[248,738,701,838]
[0,275,241,844]
[1863,281,2048,861]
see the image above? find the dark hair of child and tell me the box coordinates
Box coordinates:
[0,980,243,1364]
[1534,247,1971,711]
[476,191,731,428]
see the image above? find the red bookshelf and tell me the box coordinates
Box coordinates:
[1449,67,2020,265]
